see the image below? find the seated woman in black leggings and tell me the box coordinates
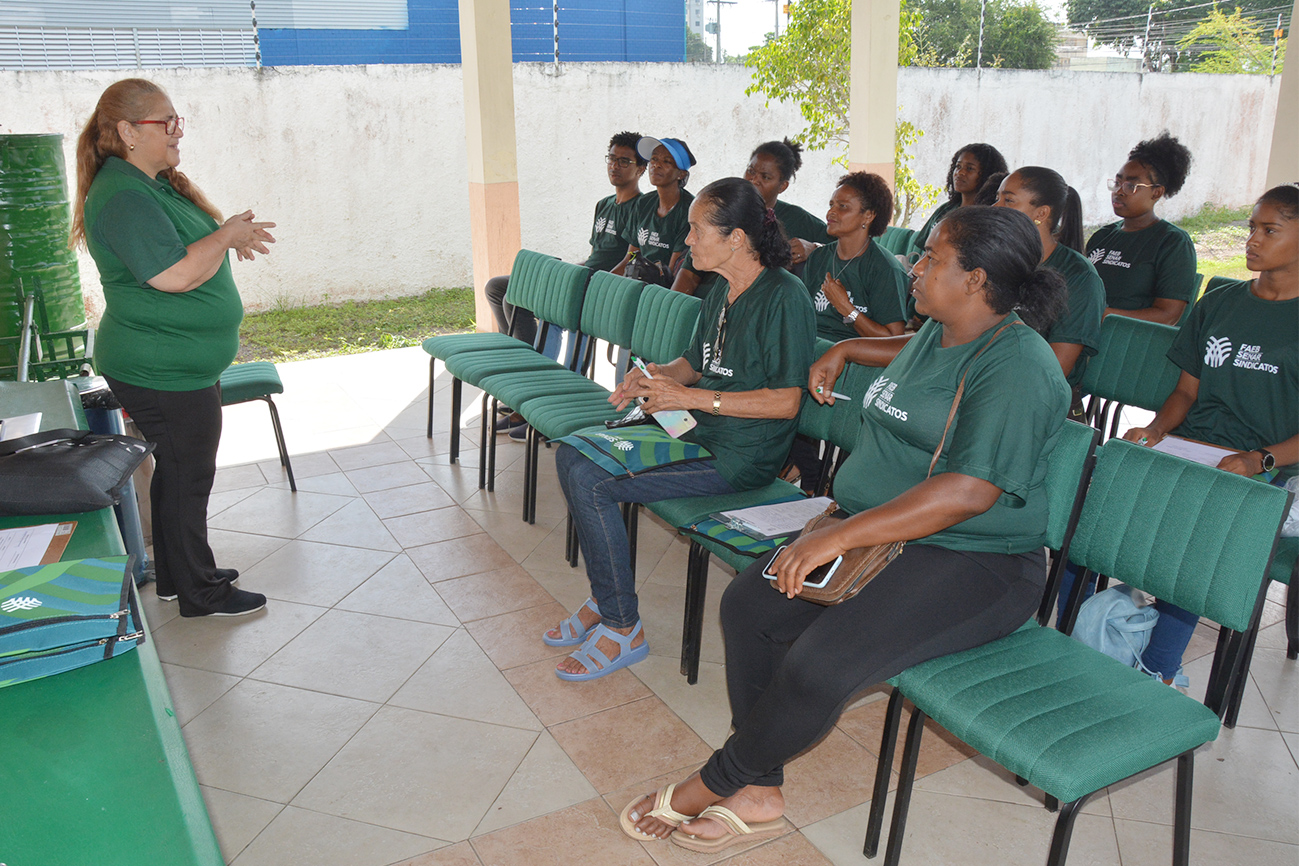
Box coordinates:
[620,206,1070,853]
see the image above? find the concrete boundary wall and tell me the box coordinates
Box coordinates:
[0,64,1280,316]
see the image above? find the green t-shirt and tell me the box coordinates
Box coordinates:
[620,189,694,268]
[774,199,832,245]
[905,198,960,259]
[831,315,1070,553]
[585,193,638,273]
[802,240,907,342]
[1084,219,1197,311]
[1167,279,1298,479]
[1042,244,1105,387]
[84,157,243,391]
[682,267,817,491]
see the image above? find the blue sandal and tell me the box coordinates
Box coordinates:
[555,621,649,681]
[542,599,600,647]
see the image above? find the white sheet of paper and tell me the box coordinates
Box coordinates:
[716,496,834,539]
[0,523,61,571]
[1151,435,1237,468]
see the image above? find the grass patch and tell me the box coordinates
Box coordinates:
[1174,203,1251,237]
[237,287,475,363]
[1197,254,1252,285]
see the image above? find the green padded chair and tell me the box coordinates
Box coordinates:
[474,271,646,507]
[1221,535,1297,728]
[865,439,1290,866]
[432,253,591,468]
[1079,314,1182,441]
[877,226,916,257]
[219,361,295,492]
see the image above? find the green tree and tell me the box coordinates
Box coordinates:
[912,0,1060,69]
[1065,0,1282,70]
[744,0,941,224]
[686,28,714,63]
[1178,6,1286,73]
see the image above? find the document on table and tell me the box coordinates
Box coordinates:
[0,522,76,571]
[1151,435,1237,468]
[711,496,834,540]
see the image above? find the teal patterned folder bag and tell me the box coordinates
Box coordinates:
[0,555,143,688]
[556,424,714,478]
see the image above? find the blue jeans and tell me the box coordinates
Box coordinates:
[1056,561,1199,679]
[555,443,735,629]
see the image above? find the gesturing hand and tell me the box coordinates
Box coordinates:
[225,210,277,261]
[822,274,853,317]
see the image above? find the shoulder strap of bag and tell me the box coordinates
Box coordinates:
[0,428,90,458]
[926,321,1020,479]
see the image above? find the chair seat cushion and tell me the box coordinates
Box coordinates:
[422,333,528,359]
[647,480,804,531]
[520,395,624,439]
[478,370,609,408]
[219,362,283,405]
[443,348,563,384]
[897,625,1222,803]
[690,534,771,574]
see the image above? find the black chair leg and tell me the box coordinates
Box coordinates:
[521,424,533,523]
[526,428,542,525]
[882,704,928,866]
[566,514,579,568]
[864,689,905,858]
[1173,750,1194,866]
[477,393,489,490]
[449,378,462,463]
[260,396,296,493]
[426,357,436,439]
[1044,794,1091,866]
[1223,622,1261,728]
[680,541,710,683]
[1286,578,1298,660]
[624,503,639,581]
[486,397,499,493]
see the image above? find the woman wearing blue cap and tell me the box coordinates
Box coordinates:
[613,136,696,283]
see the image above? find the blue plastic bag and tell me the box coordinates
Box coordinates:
[1071,584,1159,673]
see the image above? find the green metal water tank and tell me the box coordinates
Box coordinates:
[0,134,86,351]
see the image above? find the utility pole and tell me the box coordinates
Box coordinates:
[710,0,736,65]
[1141,3,1154,72]
[1272,13,1283,77]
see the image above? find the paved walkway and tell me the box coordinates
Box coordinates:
[145,345,1298,865]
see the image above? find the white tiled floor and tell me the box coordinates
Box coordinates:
[143,345,1298,865]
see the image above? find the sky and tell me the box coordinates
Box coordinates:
[712,0,1073,58]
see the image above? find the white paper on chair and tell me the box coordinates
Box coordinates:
[1151,435,1237,468]
[712,496,834,540]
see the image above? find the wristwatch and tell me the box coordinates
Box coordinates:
[842,309,860,325]
[1256,449,1276,472]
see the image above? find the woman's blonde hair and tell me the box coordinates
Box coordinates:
[69,78,221,249]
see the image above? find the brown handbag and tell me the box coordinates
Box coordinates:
[792,322,1018,606]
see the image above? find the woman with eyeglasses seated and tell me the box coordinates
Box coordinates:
[70,78,274,618]
[673,138,831,298]
[612,135,696,286]
[547,177,816,681]
[994,166,1104,389]
[1109,184,1296,688]
[1086,132,1196,325]
[619,207,1069,853]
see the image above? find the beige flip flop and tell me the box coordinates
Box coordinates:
[669,804,790,852]
[619,783,694,841]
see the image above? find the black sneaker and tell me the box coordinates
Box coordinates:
[182,588,267,618]
[497,414,528,436]
[157,568,239,602]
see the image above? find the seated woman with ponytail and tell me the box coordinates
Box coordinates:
[994,166,1105,388]
[618,207,1069,852]
[547,177,816,682]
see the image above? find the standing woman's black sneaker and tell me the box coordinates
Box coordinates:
[156,568,239,602]
[182,588,267,618]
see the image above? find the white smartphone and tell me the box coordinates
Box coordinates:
[763,545,843,589]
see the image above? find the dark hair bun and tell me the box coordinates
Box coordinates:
[1128,131,1192,197]
[697,177,792,270]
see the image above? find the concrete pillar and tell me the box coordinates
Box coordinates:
[1264,0,1297,188]
[847,0,900,192]
[460,0,522,332]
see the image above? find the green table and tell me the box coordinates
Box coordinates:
[0,384,222,866]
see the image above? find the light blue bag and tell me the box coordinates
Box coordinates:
[1071,584,1159,673]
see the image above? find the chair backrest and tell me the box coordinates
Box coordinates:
[878,226,915,256]
[1078,314,1181,412]
[629,284,702,365]
[1042,420,1101,553]
[1202,275,1235,298]
[1175,272,1207,327]
[579,271,646,347]
[826,361,886,452]
[795,338,838,442]
[1070,439,1290,634]
[504,250,591,334]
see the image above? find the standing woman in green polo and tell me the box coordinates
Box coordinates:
[1086,132,1196,325]
[70,78,275,618]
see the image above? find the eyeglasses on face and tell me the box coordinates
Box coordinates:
[132,117,185,135]
[605,155,637,168]
[1106,178,1159,195]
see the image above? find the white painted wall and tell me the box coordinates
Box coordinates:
[0,63,1282,319]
